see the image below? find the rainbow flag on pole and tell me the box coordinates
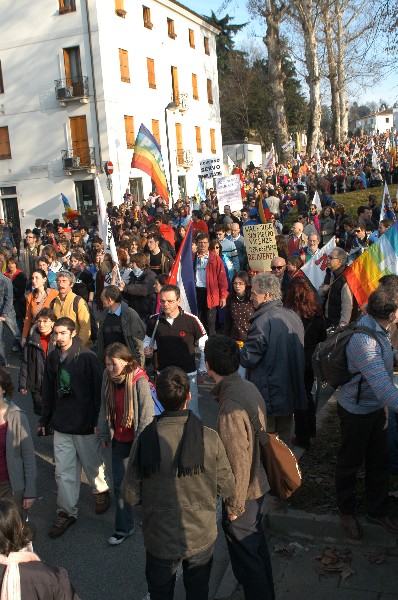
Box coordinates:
[131,124,169,201]
[345,220,398,307]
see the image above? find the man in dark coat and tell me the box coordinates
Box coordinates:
[240,273,307,443]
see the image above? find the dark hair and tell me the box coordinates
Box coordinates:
[54,317,76,332]
[196,233,209,242]
[367,286,398,320]
[160,284,180,299]
[0,368,14,398]
[357,205,369,216]
[192,210,202,219]
[378,274,398,289]
[35,307,57,323]
[37,255,50,266]
[287,255,303,270]
[155,366,190,411]
[204,335,240,376]
[104,343,138,374]
[284,277,322,319]
[231,271,251,300]
[147,232,161,244]
[155,273,169,287]
[102,285,122,303]
[215,224,227,233]
[0,499,31,556]
[209,239,221,253]
[379,219,393,229]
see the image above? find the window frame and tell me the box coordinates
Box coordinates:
[119,48,130,83]
[189,29,195,48]
[167,18,177,39]
[124,115,135,149]
[143,6,153,29]
[210,128,216,154]
[207,79,213,104]
[58,0,76,15]
[195,126,202,153]
[147,58,156,89]
[192,74,199,100]
[204,36,210,55]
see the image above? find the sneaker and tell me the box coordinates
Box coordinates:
[48,511,76,539]
[108,527,135,546]
[95,490,110,514]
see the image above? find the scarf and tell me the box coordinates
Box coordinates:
[133,410,205,479]
[103,368,141,429]
[0,550,40,600]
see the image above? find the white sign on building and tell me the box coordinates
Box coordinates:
[200,157,223,178]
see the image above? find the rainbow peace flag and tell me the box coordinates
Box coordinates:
[345,220,398,307]
[131,124,169,201]
[61,193,80,221]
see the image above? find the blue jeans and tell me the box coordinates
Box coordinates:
[112,438,134,535]
[187,372,200,418]
[0,313,20,366]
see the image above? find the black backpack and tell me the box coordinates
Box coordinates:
[312,323,379,388]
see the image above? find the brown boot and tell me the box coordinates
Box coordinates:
[339,514,362,540]
[95,490,110,514]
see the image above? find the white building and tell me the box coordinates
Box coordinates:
[222,141,263,171]
[0,0,221,232]
[355,109,393,135]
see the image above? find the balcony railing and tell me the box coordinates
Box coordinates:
[55,77,89,102]
[178,93,189,112]
[62,147,95,171]
[176,150,193,168]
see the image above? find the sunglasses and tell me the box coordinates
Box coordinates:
[271,265,284,270]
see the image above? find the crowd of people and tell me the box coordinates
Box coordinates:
[0,130,396,598]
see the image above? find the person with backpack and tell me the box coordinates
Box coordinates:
[97,343,155,546]
[335,285,398,540]
[205,336,275,600]
[51,271,91,347]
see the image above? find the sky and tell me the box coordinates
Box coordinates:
[184,0,398,107]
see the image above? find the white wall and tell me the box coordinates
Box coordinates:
[0,0,222,229]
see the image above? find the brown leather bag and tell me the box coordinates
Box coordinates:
[233,399,302,500]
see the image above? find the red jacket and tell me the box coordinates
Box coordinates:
[195,251,229,309]
[158,223,175,249]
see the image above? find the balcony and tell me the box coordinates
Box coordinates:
[176,150,193,169]
[178,93,189,112]
[62,147,96,174]
[55,77,89,105]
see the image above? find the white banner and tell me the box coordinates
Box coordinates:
[216,174,242,214]
[312,190,322,212]
[199,157,223,178]
[95,176,118,264]
[301,237,336,290]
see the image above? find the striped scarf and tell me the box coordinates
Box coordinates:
[104,369,137,429]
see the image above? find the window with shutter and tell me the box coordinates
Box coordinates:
[189,29,195,48]
[195,126,202,153]
[175,123,183,165]
[0,62,4,94]
[171,66,179,105]
[0,127,11,160]
[143,6,153,29]
[210,129,216,154]
[147,58,156,89]
[124,116,135,149]
[168,18,177,39]
[115,0,126,17]
[152,120,160,146]
[119,49,130,83]
[207,79,213,104]
[204,37,210,55]
[59,0,76,14]
[192,74,199,100]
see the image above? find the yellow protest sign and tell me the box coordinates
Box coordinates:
[243,224,277,271]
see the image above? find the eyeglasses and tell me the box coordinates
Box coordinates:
[271,265,284,271]
[328,255,340,260]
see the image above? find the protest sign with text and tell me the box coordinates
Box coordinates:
[216,174,243,213]
[243,224,278,271]
[199,157,223,178]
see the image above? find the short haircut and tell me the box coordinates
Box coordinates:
[160,284,180,299]
[155,273,169,286]
[287,255,303,270]
[367,286,398,320]
[380,219,393,229]
[192,210,202,219]
[147,232,161,244]
[308,232,320,241]
[0,368,14,398]
[333,247,348,265]
[357,205,369,216]
[204,335,240,376]
[130,252,149,269]
[252,273,282,301]
[379,274,398,289]
[102,285,122,303]
[196,233,209,242]
[54,317,76,332]
[368,194,377,203]
[35,307,57,322]
[56,270,76,285]
[155,366,190,411]
[215,224,227,233]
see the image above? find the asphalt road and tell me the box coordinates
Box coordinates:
[2,329,220,600]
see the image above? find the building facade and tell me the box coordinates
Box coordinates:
[355,109,393,135]
[0,0,221,232]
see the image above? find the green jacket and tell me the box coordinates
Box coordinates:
[122,412,234,560]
